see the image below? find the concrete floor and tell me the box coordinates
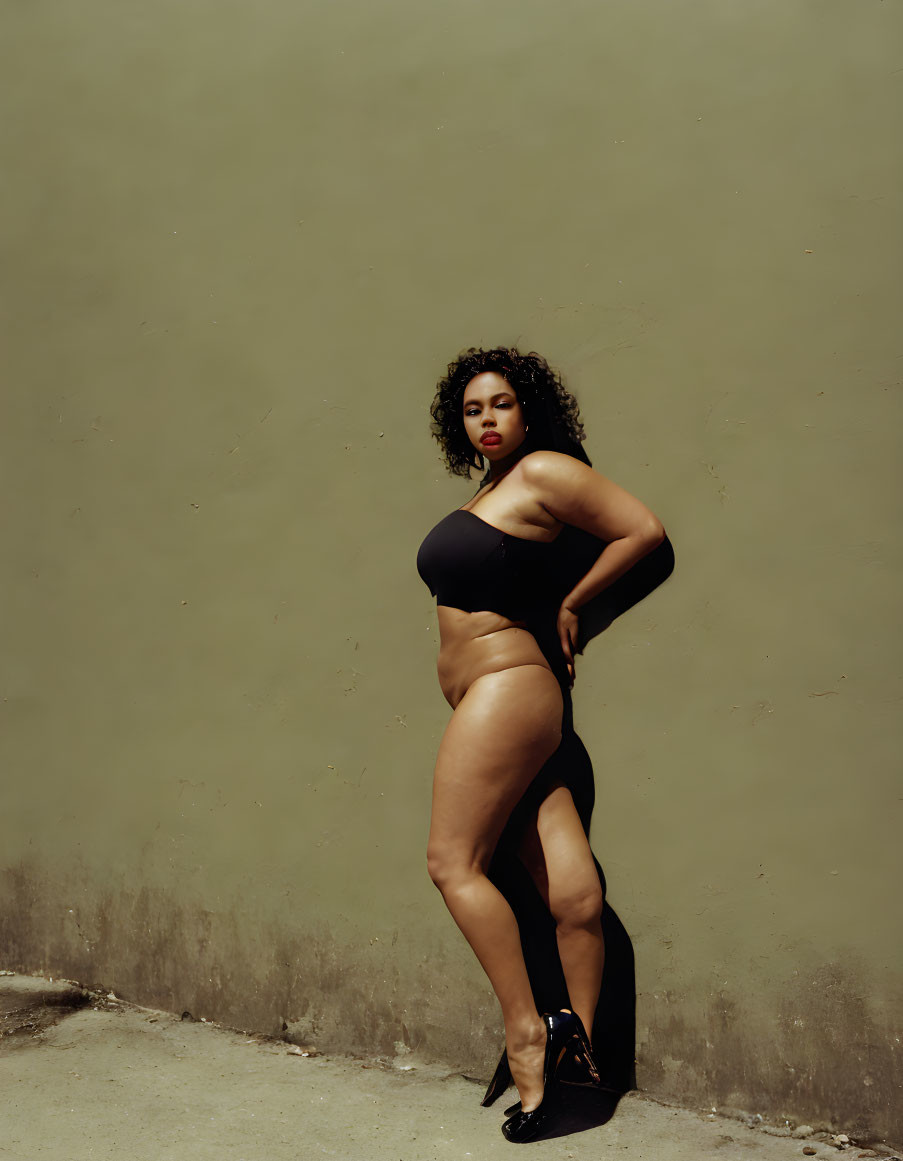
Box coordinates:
[0,976,895,1161]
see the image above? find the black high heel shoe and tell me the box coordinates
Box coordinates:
[557,1010,601,1087]
[500,1009,577,1143]
[557,1012,623,1095]
[501,1011,621,1117]
[481,1049,513,1107]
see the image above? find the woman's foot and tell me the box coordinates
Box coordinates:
[500,1011,576,1142]
[505,1016,547,1112]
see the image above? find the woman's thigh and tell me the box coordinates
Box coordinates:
[518,784,604,920]
[428,664,563,871]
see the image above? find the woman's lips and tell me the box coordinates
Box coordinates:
[480,433,501,445]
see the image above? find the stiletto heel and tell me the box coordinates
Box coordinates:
[481,1049,513,1107]
[500,1009,576,1143]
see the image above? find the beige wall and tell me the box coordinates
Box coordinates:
[2,0,900,1141]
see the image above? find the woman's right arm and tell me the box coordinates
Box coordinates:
[520,450,665,681]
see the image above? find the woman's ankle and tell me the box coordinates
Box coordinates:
[505,1013,545,1054]
[505,1015,546,1112]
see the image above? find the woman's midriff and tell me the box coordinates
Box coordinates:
[436,606,554,709]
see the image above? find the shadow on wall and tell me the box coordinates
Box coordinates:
[491,530,675,1096]
[568,529,676,655]
[570,529,675,1092]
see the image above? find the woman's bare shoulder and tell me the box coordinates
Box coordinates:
[519,451,663,541]
[517,450,594,486]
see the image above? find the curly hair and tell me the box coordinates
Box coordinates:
[430,346,590,477]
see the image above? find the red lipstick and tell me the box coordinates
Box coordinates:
[480,433,501,445]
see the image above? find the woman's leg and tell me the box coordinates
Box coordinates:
[426,664,563,1112]
[518,784,605,1044]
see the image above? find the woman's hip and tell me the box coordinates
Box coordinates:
[441,664,564,764]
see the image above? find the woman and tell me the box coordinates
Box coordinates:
[416,347,665,1143]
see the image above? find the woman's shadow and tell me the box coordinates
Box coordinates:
[569,527,676,655]
[571,528,675,1126]
[490,529,675,1137]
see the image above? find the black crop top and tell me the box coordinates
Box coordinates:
[416,508,560,620]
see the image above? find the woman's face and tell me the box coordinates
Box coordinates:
[461,372,527,464]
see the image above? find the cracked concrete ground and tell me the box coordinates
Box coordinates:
[0,975,897,1161]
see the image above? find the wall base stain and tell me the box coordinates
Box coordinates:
[637,976,901,1146]
[1,858,900,1145]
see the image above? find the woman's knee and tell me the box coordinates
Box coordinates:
[552,880,604,931]
[426,845,449,891]
[426,843,485,895]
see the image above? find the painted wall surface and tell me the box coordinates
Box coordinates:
[2,0,900,1141]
